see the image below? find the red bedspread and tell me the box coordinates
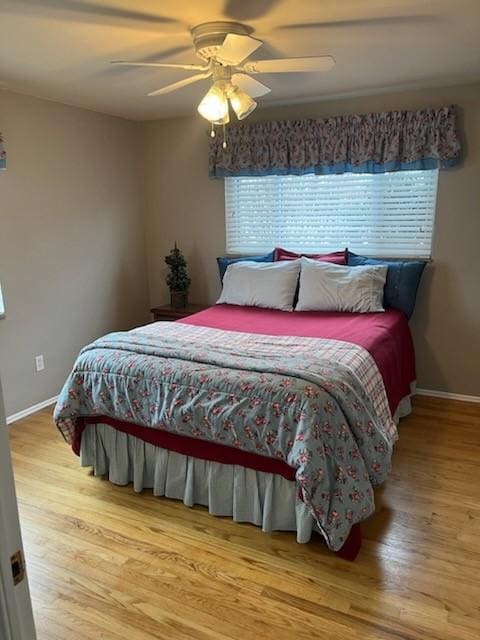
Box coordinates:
[181,304,415,415]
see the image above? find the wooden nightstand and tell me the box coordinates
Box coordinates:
[150,303,208,322]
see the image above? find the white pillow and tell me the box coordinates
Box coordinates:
[217,260,301,311]
[296,257,387,313]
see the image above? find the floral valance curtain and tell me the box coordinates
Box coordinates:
[209,105,461,178]
[0,133,6,170]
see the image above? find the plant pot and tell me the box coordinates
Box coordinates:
[170,290,188,309]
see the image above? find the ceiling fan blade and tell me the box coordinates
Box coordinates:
[276,14,434,31]
[242,56,335,74]
[232,73,271,98]
[8,0,179,28]
[148,72,211,97]
[112,61,208,72]
[224,0,280,22]
[216,33,263,66]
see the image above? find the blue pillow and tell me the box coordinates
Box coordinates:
[216,251,275,282]
[347,251,426,319]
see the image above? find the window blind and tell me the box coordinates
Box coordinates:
[225,170,439,258]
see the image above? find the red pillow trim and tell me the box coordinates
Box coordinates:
[273,247,347,265]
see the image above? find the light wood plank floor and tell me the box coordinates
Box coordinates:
[8,396,480,640]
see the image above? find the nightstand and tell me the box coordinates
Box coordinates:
[150,303,209,322]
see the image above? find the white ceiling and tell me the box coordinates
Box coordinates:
[0,0,479,121]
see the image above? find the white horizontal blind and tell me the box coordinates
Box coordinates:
[225,170,439,258]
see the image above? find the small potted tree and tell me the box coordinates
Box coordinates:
[165,243,191,308]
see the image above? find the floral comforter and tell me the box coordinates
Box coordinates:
[54,322,397,551]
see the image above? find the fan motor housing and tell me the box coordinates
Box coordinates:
[191,21,253,61]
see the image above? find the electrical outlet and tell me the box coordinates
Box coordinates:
[35,355,45,372]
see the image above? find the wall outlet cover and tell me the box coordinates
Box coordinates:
[35,355,45,372]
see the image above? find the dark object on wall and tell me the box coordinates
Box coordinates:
[165,243,191,308]
[0,132,6,170]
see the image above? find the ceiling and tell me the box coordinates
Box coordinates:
[0,0,479,121]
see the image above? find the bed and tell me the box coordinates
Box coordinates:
[54,303,416,560]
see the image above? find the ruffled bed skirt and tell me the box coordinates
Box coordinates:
[79,389,414,545]
[80,422,319,543]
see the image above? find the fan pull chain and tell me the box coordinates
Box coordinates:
[222,123,227,149]
[210,123,216,138]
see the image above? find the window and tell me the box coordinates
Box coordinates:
[225,170,439,258]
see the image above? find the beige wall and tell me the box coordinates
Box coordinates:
[141,82,480,397]
[0,91,150,416]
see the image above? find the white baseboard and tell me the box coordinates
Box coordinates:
[6,396,58,425]
[416,388,480,404]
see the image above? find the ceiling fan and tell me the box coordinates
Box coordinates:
[112,21,335,125]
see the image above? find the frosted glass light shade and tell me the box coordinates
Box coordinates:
[197,84,229,124]
[229,87,257,120]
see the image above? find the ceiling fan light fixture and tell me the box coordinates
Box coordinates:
[197,83,229,124]
[112,21,337,122]
[228,86,257,120]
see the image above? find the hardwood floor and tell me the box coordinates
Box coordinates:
[8,396,480,640]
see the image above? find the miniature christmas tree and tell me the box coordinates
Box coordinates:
[165,243,191,308]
